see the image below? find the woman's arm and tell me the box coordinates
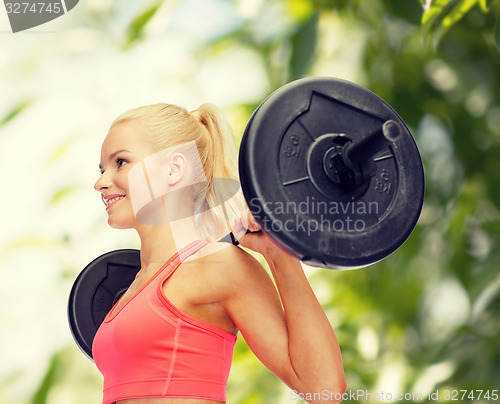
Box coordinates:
[218,216,346,404]
[264,247,346,401]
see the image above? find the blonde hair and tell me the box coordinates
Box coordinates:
[111,103,243,240]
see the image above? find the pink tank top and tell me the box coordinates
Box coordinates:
[92,240,237,404]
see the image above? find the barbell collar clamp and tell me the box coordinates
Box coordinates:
[325,120,402,188]
[346,119,402,167]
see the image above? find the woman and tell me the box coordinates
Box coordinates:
[92,103,346,404]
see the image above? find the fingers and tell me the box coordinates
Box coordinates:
[231,205,260,243]
[241,205,260,232]
[231,215,246,241]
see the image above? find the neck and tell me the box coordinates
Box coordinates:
[135,216,203,272]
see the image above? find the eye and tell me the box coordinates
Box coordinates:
[116,157,128,168]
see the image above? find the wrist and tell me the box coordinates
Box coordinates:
[263,246,299,267]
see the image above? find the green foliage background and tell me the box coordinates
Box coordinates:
[1,0,499,403]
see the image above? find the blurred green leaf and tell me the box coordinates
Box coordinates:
[479,0,497,11]
[443,0,480,26]
[288,12,319,81]
[387,0,424,24]
[288,0,316,21]
[422,0,480,47]
[420,0,500,49]
[122,1,163,50]
[0,99,33,127]
[495,17,500,50]
[0,235,54,257]
[483,218,500,233]
[32,353,63,404]
[45,135,78,165]
[49,184,80,206]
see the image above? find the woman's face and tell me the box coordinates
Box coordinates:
[94,120,156,229]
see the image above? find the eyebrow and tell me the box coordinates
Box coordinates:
[99,149,130,171]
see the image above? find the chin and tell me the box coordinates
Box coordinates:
[107,215,136,230]
[105,202,138,229]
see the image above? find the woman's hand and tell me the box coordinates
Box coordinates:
[232,205,290,261]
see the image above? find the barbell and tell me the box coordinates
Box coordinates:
[68,76,424,360]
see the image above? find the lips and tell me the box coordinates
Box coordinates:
[103,194,126,210]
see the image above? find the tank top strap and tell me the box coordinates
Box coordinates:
[162,238,211,280]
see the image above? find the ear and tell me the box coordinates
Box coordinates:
[167,153,187,185]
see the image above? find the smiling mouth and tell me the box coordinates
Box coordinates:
[104,195,125,210]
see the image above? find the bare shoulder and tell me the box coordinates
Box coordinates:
[191,243,272,298]
[194,242,265,274]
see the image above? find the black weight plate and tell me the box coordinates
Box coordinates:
[68,249,140,360]
[239,77,424,269]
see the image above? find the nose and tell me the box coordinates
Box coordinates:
[94,172,110,192]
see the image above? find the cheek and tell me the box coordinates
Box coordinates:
[117,169,132,192]
[107,198,138,229]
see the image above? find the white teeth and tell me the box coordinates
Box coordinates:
[105,196,124,206]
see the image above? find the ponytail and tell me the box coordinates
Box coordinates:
[190,104,244,241]
[190,104,238,182]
